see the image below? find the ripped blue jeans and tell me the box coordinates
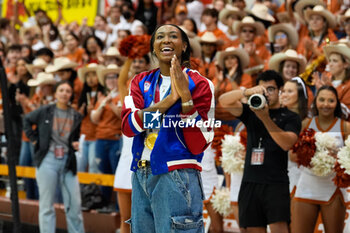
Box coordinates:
[130,167,204,233]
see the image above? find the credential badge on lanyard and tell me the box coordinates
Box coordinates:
[251,137,264,165]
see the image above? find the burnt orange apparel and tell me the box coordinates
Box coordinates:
[80,114,97,141]
[21,93,40,142]
[297,28,338,62]
[336,80,350,111]
[324,0,341,14]
[5,66,16,84]
[65,48,85,64]
[198,28,231,51]
[306,85,314,108]
[213,73,253,121]
[278,3,286,13]
[197,60,217,81]
[72,78,83,107]
[230,39,270,69]
[94,96,122,140]
[80,97,98,141]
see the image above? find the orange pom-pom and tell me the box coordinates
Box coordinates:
[333,162,350,188]
[119,35,150,59]
[292,128,316,167]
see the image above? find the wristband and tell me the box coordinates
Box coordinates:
[182,99,193,107]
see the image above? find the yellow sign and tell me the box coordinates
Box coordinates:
[2,0,98,26]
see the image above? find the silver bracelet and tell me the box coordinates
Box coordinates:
[182,99,194,107]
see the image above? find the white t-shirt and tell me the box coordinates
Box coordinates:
[118,19,144,35]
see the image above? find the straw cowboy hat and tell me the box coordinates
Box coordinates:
[78,63,102,83]
[323,44,350,62]
[217,47,250,69]
[268,23,299,49]
[247,3,275,23]
[219,5,245,26]
[233,16,265,36]
[97,64,121,86]
[45,57,78,73]
[27,72,56,87]
[340,8,350,24]
[199,31,219,44]
[305,5,337,29]
[26,58,48,75]
[295,0,325,20]
[268,49,307,73]
[102,46,126,61]
[19,25,41,41]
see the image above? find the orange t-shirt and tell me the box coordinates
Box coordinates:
[231,39,270,69]
[297,28,338,62]
[66,48,85,64]
[324,0,341,14]
[336,80,350,111]
[213,73,253,121]
[94,96,122,140]
[73,78,83,107]
[197,60,217,81]
[80,114,97,141]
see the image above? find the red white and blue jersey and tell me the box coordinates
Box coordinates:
[121,68,215,175]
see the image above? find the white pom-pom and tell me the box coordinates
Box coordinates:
[337,141,350,175]
[315,132,337,151]
[210,188,233,217]
[311,150,336,176]
[221,135,245,174]
[344,137,350,148]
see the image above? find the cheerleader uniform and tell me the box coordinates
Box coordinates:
[294,117,349,204]
[230,123,245,205]
[113,135,133,192]
[288,158,300,196]
[201,146,220,201]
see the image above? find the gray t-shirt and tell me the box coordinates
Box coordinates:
[49,107,74,154]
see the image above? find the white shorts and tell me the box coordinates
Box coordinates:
[113,135,133,192]
[288,160,300,194]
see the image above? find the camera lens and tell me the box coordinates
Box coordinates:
[250,96,262,108]
[248,94,266,110]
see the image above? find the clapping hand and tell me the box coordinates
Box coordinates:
[170,55,190,100]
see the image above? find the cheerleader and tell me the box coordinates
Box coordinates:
[292,86,350,233]
[202,47,252,232]
[201,146,223,233]
[280,77,308,195]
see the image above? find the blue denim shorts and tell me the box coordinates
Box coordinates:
[130,167,205,233]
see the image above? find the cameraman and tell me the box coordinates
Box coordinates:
[219,70,301,233]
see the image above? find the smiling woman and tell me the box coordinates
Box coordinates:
[292,86,350,233]
[121,24,214,233]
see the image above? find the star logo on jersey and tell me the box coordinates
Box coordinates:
[143,110,162,129]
